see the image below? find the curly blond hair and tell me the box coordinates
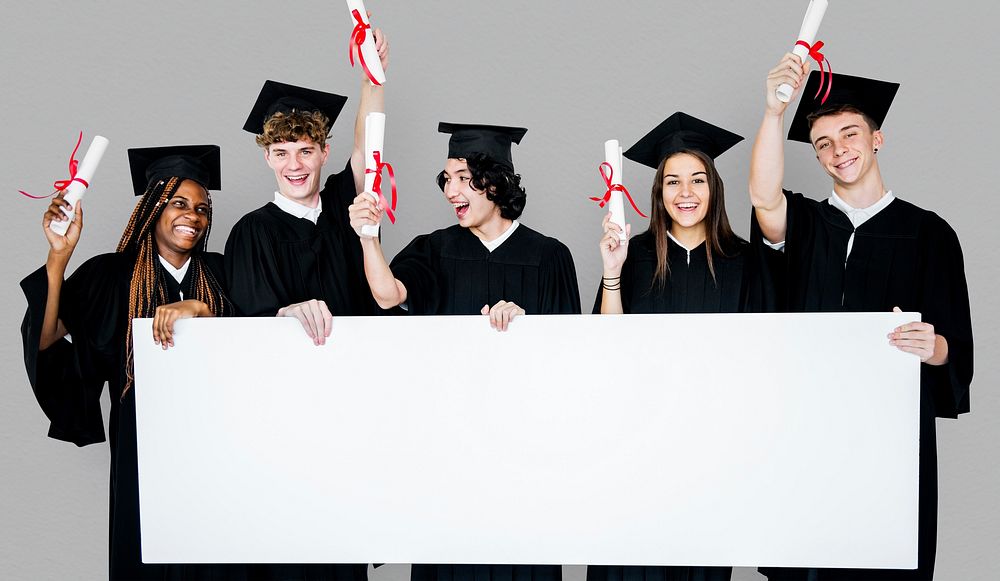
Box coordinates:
[255,110,331,149]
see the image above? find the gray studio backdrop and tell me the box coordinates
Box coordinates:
[2,1,997,579]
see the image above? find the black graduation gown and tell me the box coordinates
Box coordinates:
[19,251,257,580]
[393,223,578,581]
[754,191,973,581]
[591,230,748,316]
[391,223,581,316]
[225,161,375,317]
[588,230,738,581]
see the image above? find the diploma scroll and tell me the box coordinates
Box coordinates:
[776,0,829,103]
[604,140,627,241]
[346,0,387,86]
[50,135,110,236]
[361,112,385,238]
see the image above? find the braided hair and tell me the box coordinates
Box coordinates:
[117,176,232,397]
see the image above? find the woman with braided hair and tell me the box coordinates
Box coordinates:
[19,145,239,580]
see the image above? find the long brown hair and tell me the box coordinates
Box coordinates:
[117,177,232,397]
[648,149,740,287]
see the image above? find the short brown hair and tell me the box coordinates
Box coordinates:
[806,104,878,134]
[255,110,331,149]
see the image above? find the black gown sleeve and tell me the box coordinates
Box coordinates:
[390,233,440,315]
[538,239,582,315]
[19,255,124,446]
[919,217,973,418]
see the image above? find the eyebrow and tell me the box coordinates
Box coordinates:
[664,171,708,178]
[813,124,862,146]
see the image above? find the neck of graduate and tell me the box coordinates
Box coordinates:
[832,157,889,210]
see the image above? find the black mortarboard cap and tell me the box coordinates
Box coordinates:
[438,122,528,170]
[787,71,900,144]
[623,112,743,169]
[127,145,222,196]
[242,80,348,135]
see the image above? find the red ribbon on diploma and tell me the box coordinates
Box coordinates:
[590,162,647,218]
[366,151,397,224]
[349,9,382,86]
[796,39,833,105]
[19,131,90,199]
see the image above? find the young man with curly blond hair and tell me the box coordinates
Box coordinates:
[225,30,389,345]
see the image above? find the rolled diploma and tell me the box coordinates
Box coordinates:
[604,140,627,241]
[776,0,829,103]
[50,135,110,236]
[345,0,387,85]
[361,112,385,238]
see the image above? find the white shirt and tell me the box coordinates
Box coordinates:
[158,255,192,299]
[480,220,520,253]
[762,190,896,260]
[272,192,323,224]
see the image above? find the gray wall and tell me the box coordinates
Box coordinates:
[1,1,997,579]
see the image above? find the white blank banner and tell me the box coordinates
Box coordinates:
[132,312,919,569]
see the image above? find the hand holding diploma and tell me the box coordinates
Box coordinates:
[49,134,109,236]
[346,0,387,85]
[776,0,829,103]
[42,191,83,257]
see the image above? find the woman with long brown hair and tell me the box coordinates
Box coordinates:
[20,145,235,580]
[591,113,748,581]
[596,112,747,318]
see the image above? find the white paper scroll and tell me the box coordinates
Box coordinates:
[361,112,385,238]
[346,0,387,85]
[133,312,920,568]
[50,135,109,236]
[776,0,829,103]
[604,139,627,241]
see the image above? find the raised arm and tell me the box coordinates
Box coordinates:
[39,193,83,350]
[348,194,407,309]
[350,25,389,193]
[749,53,809,244]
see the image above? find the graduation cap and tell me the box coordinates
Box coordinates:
[787,71,900,144]
[127,145,221,196]
[438,122,528,170]
[242,80,348,135]
[623,112,743,169]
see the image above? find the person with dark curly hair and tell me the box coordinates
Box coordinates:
[20,145,240,580]
[225,27,389,345]
[349,122,581,334]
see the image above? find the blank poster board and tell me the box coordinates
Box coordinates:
[132,312,919,569]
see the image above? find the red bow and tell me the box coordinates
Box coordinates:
[590,162,647,218]
[349,9,382,86]
[796,39,833,105]
[19,131,90,199]
[365,150,397,224]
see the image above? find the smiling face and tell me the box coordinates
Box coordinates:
[661,153,710,239]
[154,179,210,259]
[810,111,883,187]
[265,138,330,206]
[440,158,501,230]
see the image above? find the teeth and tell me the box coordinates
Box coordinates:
[176,226,197,235]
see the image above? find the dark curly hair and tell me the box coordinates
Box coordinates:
[436,153,527,220]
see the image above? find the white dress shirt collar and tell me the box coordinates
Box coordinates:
[481,220,520,253]
[273,192,323,224]
[827,190,896,229]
